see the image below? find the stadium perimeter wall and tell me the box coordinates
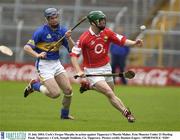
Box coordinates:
[0,62,179,86]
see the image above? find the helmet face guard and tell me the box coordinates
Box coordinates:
[44,8,60,28]
[44,8,59,19]
[87,11,106,30]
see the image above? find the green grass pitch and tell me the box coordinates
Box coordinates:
[0,81,180,131]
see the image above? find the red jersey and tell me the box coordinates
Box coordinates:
[70,27,126,68]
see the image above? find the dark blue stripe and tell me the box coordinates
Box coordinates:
[35,59,40,73]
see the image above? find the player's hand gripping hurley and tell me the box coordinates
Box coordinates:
[74,70,135,79]
[47,16,87,52]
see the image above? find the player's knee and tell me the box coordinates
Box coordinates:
[50,93,60,99]
[63,87,72,96]
[49,90,61,99]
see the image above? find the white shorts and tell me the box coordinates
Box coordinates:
[84,63,113,86]
[36,59,66,81]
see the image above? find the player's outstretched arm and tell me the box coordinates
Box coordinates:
[124,39,143,47]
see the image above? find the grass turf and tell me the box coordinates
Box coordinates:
[0,81,180,131]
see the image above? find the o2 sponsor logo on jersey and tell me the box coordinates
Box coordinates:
[94,44,104,54]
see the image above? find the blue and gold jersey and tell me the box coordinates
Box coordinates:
[26,24,70,60]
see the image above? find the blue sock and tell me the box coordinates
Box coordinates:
[32,81,41,92]
[61,109,69,118]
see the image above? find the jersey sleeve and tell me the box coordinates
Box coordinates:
[26,28,42,49]
[107,28,126,46]
[70,32,86,57]
[70,40,81,57]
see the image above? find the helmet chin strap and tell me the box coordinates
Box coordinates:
[50,23,59,29]
[45,16,60,29]
[92,20,105,31]
[97,25,105,30]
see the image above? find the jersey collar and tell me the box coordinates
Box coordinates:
[89,27,95,35]
[89,27,103,37]
[45,24,60,31]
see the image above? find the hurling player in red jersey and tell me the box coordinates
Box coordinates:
[70,11,143,122]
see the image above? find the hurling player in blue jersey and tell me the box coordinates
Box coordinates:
[23,8,74,119]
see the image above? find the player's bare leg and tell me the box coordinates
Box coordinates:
[55,72,74,120]
[95,81,126,111]
[43,78,61,98]
[80,79,112,93]
[24,78,58,98]
[24,78,51,97]
[95,81,135,122]
[107,81,135,122]
[107,81,114,91]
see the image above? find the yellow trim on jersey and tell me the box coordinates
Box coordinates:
[36,41,62,52]
[27,39,35,46]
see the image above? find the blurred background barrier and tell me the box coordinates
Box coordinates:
[128,67,180,86]
[0,62,180,86]
[0,0,179,85]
